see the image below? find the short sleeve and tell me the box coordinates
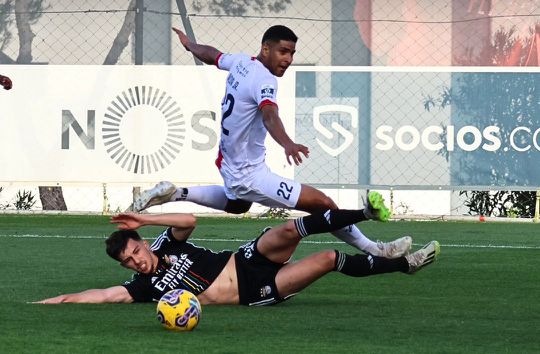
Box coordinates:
[216,53,236,70]
[122,275,153,302]
[254,73,278,108]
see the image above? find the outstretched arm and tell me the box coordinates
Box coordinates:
[111,212,197,242]
[261,104,310,165]
[33,286,133,304]
[172,27,221,65]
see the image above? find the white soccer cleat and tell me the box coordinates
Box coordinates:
[374,236,412,258]
[405,240,440,274]
[133,181,177,212]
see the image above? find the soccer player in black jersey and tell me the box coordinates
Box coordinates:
[35,206,440,306]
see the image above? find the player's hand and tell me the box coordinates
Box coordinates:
[172,27,191,51]
[0,75,12,90]
[31,295,67,304]
[285,143,310,166]
[110,212,144,230]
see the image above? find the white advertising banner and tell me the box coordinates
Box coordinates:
[0,65,295,183]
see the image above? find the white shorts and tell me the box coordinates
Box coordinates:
[220,164,301,208]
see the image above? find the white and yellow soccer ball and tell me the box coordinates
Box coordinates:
[156,289,202,331]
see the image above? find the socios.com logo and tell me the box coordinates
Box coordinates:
[375,125,540,152]
[101,86,185,174]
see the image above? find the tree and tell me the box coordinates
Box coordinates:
[424,24,540,217]
[0,0,45,63]
[0,0,138,210]
[103,0,136,65]
[190,0,291,16]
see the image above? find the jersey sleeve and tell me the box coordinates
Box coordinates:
[216,53,237,70]
[122,274,153,302]
[253,72,278,109]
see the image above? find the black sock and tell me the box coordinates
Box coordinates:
[334,250,409,276]
[294,209,367,238]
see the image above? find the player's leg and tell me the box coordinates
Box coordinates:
[256,209,375,264]
[275,241,441,298]
[133,181,252,213]
[257,208,404,264]
[274,250,336,297]
[237,169,410,258]
[296,184,410,258]
[255,220,302,264]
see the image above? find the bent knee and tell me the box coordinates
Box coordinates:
[307,195,337,212]
[318,250,337,269]
[320,196,337,210]
[282,220,301,239]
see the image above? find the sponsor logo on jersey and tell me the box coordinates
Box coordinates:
[155,254,194,291]
[260,84,275,99]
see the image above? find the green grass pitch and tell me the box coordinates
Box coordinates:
[0,214,539,353]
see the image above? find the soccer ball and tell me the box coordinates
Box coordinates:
[156,289,202,331]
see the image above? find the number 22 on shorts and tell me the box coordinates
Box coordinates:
[277,181,293,200]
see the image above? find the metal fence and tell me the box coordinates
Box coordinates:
[2,0,538,66]
[1,0,539,217]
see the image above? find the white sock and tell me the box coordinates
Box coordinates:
[331,225,378,254]
[173,185,229,211]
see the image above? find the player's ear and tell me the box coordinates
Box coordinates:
[261,42,270,57]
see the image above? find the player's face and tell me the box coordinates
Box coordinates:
[265,40,296,77]
[118,238,156,274]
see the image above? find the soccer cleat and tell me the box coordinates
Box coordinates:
[405,240,440,274]
[375,236,412,258]
[364,191,391,222]
[133,181,177,212]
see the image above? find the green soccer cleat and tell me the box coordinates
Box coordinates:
[364,191,391,222]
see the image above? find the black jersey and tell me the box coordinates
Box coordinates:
[123,228,233,302]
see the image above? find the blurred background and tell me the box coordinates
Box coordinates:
[0,0,539,220]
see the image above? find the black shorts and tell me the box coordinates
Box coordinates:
[235,236,291,306]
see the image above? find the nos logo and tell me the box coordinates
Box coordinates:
[101,86,185,174]
[61,86,218,174]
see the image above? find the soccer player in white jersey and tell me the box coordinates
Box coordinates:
[134,25,411,259]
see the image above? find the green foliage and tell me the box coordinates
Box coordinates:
[14,189,36,210]
[191,0,292,16]
[0,1,14,51]
[258,207,291,219]
[460,190,535,217]
[0,186,9,209]
[423,24,539,218]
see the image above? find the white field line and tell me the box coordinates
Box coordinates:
[0,234,538,250]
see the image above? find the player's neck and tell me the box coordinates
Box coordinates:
[256,54,272,74]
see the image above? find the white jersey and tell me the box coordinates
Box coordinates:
[214,53,278,180]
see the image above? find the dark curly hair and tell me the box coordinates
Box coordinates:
[105,229,142,261]
[262,25,297,44]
